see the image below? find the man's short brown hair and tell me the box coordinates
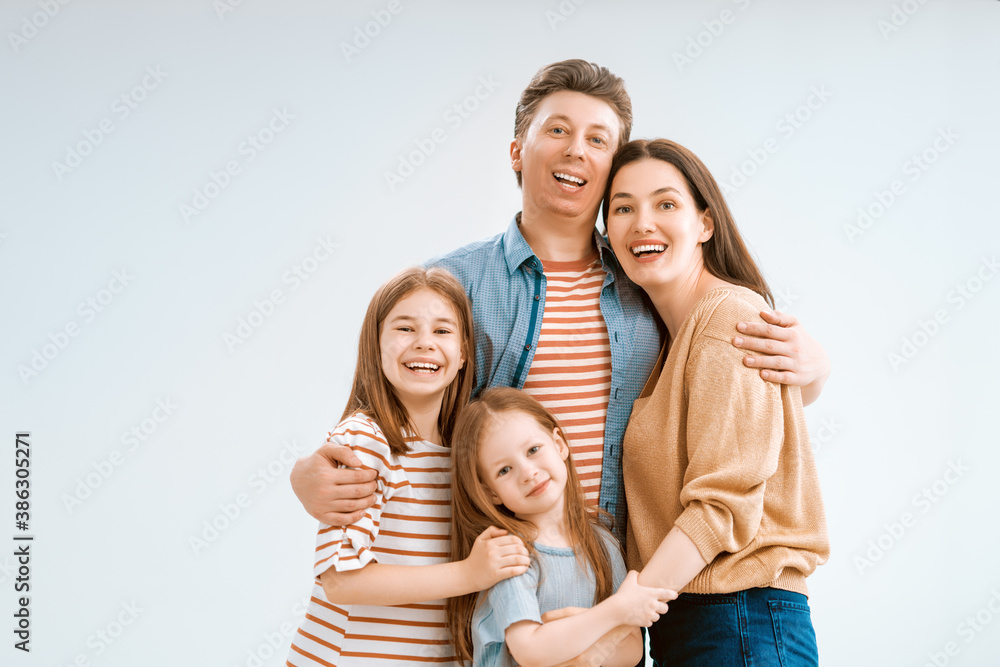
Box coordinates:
[513,59,632,187]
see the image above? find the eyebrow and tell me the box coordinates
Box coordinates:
[546,114,612,134]
[610,186,682,201]
[388,315,459,326]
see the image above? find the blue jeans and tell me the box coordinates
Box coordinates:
[647,588,819,667]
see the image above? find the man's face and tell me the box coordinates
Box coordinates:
[511,90,621,223]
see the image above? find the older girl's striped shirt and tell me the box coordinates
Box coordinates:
[287,413,458,666]
[523,252,612,507]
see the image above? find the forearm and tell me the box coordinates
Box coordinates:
[321,561,477,606]
[800,371,828,407]
[506,604,623,667]
[638,526,708,593]
[601,627,644,667]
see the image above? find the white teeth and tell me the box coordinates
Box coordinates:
[405,362,440,372]
[553,172,585,185]
[631,244,666,256]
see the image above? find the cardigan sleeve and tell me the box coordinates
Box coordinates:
[671,333,784,564]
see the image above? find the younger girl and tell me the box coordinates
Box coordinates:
[287,267,530,667]
[447,387,674,667]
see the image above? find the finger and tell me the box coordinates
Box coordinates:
[734,321,791,345]
[325,494,377,513]
[760,309,799,327]
[318,508,367,526]
[479,526,508,541]
[758,369,806,386]
[742,353,791,371]
[329,469,380,489]
[318,443,365,468]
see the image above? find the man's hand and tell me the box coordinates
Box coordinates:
[733,310,831,405]
[289,441,378,525]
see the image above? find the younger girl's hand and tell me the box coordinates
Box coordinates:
[463,526,530,590]
[610,571,676,627]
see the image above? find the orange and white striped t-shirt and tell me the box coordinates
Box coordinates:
[287,413,458,666]
[522,252,612,507]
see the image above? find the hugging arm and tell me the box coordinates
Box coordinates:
[733,310,830,406]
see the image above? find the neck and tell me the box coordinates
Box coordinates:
[400,396,443,445]
[519,494,570,547]
[645,264,732,339]
[519,208,598,262]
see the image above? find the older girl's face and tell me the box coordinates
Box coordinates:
[606,158,714,291]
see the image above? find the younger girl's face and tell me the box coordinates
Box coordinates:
[379,288,465,410]
[477,411,570,521]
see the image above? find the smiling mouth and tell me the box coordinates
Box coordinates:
[404,362,440,373]
[528,479,550,497]
[553,172,587,188]
[631,243,666,258]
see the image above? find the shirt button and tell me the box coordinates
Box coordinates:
[524,344,531,351]
[534,294,540,301]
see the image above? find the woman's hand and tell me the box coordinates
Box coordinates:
[461,526,530,590]
[733,310,830,405]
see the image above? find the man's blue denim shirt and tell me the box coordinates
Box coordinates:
[428,215,663,542]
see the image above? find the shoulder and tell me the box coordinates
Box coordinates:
[426,233,505,277]
[690,286,770,345]
[328,412,394,464]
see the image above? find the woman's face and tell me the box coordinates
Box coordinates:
[606,158,714,292]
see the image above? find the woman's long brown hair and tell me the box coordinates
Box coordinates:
[446,388,619,663]
[341,266,475,455]
[602,138,774,308]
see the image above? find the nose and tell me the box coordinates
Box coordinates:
[521,461,539,484]
[413,329,436,350]
[635,205,656,234]
[564,133,586,159]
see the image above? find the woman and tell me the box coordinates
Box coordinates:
[603,139,830,666]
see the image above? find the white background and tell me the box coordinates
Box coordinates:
[2,1,999,665]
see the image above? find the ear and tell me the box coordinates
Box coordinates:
[552,427,570,461]
[510,138,523,174]
[484,483,503,505]
[699,209,715,244]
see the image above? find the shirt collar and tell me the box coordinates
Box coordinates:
[503,212,622,277]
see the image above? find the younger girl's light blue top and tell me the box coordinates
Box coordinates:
[470,525,628,667]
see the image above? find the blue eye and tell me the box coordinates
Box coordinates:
[497,466,510,477]
[527,445,540,455]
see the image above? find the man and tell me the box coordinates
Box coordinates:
[291,59,830,534]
